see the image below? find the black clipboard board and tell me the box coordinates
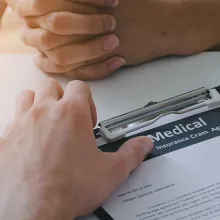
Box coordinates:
[93,86,220,220]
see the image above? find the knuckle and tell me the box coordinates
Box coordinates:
[16,0,41,17]
[39,31,50,50]
[51,50,66,65]
[57,99,84,119]
[16,90,34,104]
[83,16,98,32]
[47,13,64,33]
[44,78,60,90]
[50,103,67,120]
[30,0,44,15]
[31,0,40,13]
[126,138,146,161]
[17,90,32,99]
[62,98,83,112]
[29,104,46,121]
[69,80,90,95]
[68,80,88,90]
[54,102,68,118]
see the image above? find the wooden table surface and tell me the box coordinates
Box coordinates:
[0,8,35,53]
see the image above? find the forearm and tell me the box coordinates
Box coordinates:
[168,0,220,55]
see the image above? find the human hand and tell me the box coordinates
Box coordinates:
[19,0,174,78]
[20,0,220,80]
[7,0,123,79]
[110,0,220,65]
[0,79,153,220]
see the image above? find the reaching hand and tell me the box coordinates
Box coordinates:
[0,79,153,220]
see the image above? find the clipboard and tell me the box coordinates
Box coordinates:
[93,85,220,220]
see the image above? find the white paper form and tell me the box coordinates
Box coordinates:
[97,105,220,220]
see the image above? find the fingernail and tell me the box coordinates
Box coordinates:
[142,137,154,156]
[103,35,119,51]
[110,58,126,71]
[106,0,119,7]
[105,16,116,31]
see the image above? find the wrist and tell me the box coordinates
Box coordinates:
[31,184,77,220]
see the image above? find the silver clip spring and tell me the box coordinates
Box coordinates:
[98,87,220,143]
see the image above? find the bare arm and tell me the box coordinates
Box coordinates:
[179,0,220,53]
[159,0,220,56]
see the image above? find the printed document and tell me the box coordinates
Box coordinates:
[97,107,220,220]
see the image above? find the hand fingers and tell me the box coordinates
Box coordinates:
[9,0,116,18]
[29,12,116,35]
[64,56,125,80]
[34,78,64,104]
[15,90,35,118]
[106,137,153,188]
[34,55,79,73]
[72,0,119,7]
[19,27,94,51]
[62,80,97,127]
[45,35,119,65]
[34,54,125,79]
[7,0,71,17]
[9,0,95,18]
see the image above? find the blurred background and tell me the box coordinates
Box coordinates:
[0,7,34,53]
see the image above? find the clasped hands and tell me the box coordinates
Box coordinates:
[4,0,220,80]
[3,0,184,80]
[12,0,125,80]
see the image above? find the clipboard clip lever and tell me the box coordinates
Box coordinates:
[98,87,220,143]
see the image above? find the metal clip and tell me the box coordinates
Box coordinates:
[98,87,220,142]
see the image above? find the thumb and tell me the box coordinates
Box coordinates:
[107,137,153,188]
